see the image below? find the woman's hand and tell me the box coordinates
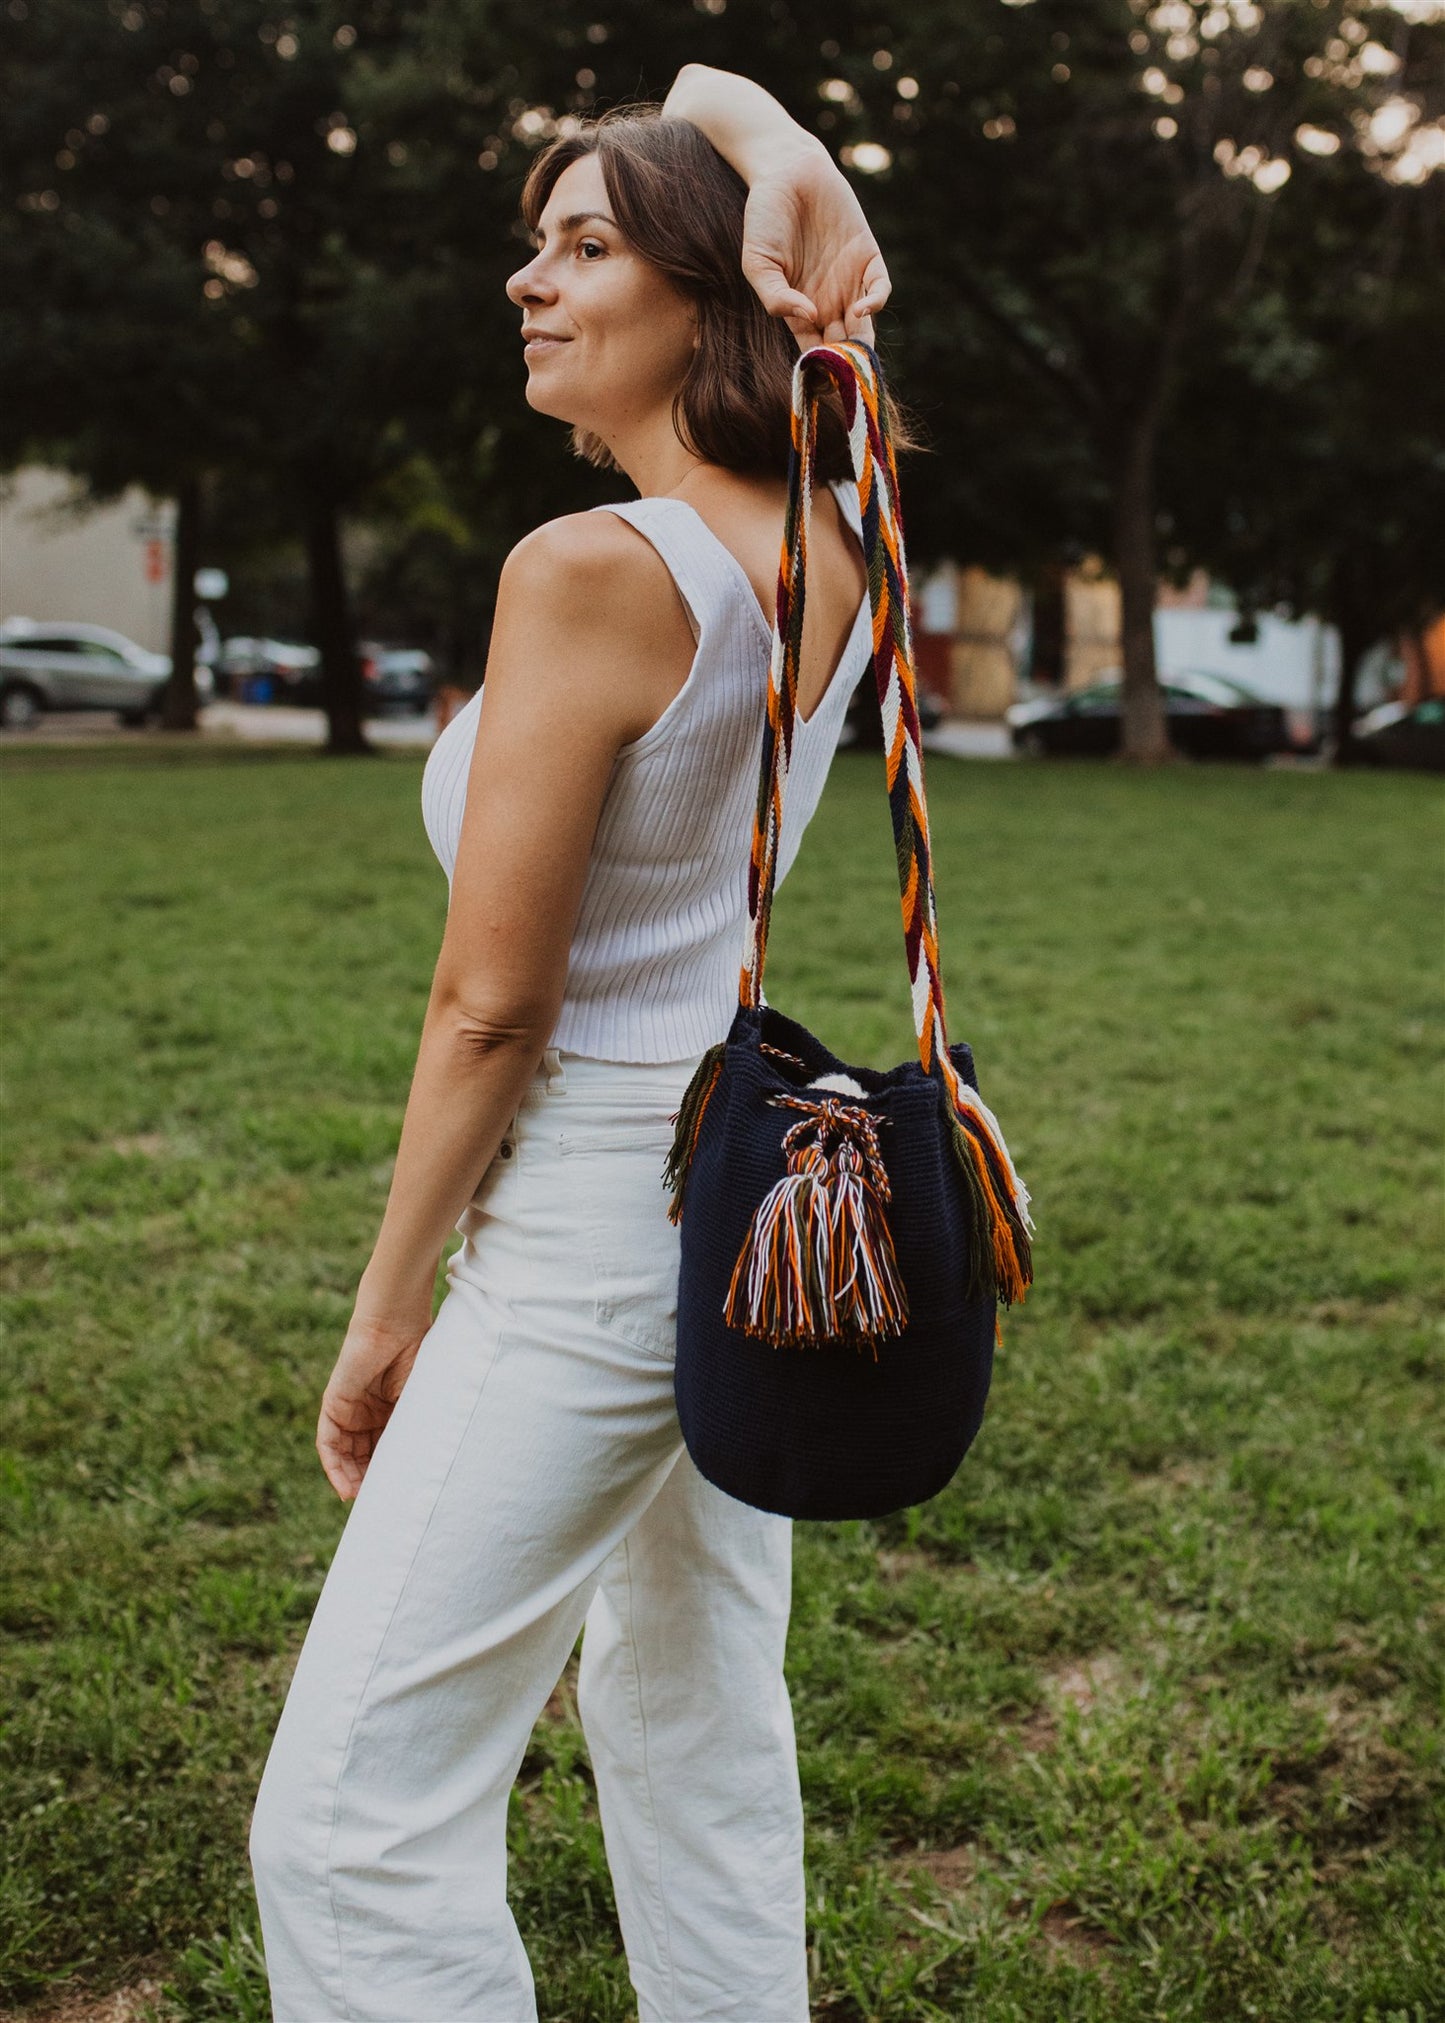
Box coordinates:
[661,67,892,350]
[740,144,892,352]
[316,1300,433,1501]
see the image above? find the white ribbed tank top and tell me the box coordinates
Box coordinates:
[420,479,872,1063]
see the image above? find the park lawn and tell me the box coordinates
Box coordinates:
[1,739,1440,2023]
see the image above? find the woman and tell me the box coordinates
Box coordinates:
[250,63,909,2023]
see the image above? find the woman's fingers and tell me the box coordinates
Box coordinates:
[318,1419,381,1501]
[837,311,876,347]
[861,265,892,309]
[740,164,889,352]
[741,255,819,328]
[316,1383,395,1500]
[317,1423,360,1500]
[315,1317,426,1496]
[850,263,891,328]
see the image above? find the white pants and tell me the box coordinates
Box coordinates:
[249,1049,808,2023]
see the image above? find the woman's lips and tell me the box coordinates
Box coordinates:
[524,336,568,355]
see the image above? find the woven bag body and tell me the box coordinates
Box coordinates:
[675,1005,996,1519]
[665,340,1033,1522]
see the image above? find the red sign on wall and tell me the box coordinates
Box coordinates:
[144,539,168,585]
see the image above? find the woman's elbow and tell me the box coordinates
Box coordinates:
[432,989,561,1063]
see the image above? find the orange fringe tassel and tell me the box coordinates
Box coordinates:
[724,1095,908,1350]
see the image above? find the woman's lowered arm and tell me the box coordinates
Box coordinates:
[317,514,676,1500]
[661,63,892,349]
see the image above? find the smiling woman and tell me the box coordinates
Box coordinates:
[509,114,915,487]
[247,71,910,2023]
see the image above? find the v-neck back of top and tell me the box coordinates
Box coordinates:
[420,477,874,1063]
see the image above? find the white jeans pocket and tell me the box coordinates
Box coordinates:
[559,1123,680,1361]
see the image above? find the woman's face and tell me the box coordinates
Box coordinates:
[505,153,698,439]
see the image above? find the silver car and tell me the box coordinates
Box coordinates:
[0,619,213,729]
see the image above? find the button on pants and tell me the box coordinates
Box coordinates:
[249,1049,809,2023]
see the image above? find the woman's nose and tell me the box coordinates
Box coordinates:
[506,259,555,309]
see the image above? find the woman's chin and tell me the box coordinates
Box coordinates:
[523,381,572,421]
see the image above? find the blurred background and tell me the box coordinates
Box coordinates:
[2,0,1442,767]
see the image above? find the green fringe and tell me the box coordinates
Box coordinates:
[662,1040,727,1223]
[947,1111,997,1305]
[946,1109,1034,1308]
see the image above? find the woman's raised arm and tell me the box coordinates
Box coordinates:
[661,63,892,352]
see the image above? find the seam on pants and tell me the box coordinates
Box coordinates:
[320,1326,510,2020]
[616,1530,681,2022]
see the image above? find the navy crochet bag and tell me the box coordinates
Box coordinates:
[663,339,1034,1522]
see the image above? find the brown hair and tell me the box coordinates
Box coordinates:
[517,103,925,481]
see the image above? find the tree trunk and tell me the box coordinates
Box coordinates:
[304,492,371,756]
[160,475,201,732]
[1329,597,1374,768]
[1112,430,1175,765]
[1029,561,1066,687]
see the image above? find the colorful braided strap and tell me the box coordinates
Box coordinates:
[741,338,1034,1309]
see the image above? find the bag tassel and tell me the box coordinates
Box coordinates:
[724,1094,908,1351]
[663,1040,726,1224]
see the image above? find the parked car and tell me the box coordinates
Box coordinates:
[1354,695,1445,772]
[360,643,436,716]
[0,618,213,729]
[218,637,436,714]
[215,636,322,704]
[1005,669,1290,761]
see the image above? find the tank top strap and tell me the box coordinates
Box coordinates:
[828,475,863,544]
[589,498,732,648]
[592,482,861,645]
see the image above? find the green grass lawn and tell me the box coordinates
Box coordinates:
[2,741,1441,2022]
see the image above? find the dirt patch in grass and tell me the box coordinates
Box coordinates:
[874,1548,938,1583]
[1037,1899,1118,1970]
[893,1842,978,1894]
[1128,1458,1217,1493]
[6,1979,164,2023]
[1270,1689,1425,1852]
[1015,1652,1128,1753]
[1050,1653,1124,1712]
[888,1845,981,1963]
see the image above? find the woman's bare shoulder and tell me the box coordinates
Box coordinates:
[488,509,697,744]
[501,508,666,602]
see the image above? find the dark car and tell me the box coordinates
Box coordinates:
[1006,669,1290,761]
[1354,697,1445,772]
[218,638,435,715]
[360,643,436,717]
[216,637,321,704]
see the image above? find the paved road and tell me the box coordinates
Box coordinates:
[0,702,440,749]
[923,719,1016,761]
[2,703,1020,758]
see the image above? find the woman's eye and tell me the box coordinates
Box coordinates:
[578,239,604,259]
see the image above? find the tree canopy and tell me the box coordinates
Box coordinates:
[2,0,1441,758]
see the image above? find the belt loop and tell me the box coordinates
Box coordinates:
[542,1046,567,1093]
